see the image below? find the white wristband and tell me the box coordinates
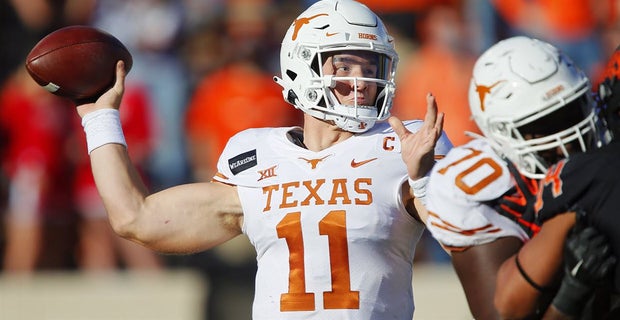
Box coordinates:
[408,176,430,206]
[81,109,127,154]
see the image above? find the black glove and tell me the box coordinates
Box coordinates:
[552,216,616,317]
[493,159,540,237]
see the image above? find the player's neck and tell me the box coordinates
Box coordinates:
[301,114,354,152]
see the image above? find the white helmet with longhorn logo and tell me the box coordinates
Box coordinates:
[468,36,607,179]
[274,0,398,133]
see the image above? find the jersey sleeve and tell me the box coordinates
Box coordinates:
[424,140,529,250]
[213,128,270,187]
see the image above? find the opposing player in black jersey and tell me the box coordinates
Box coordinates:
[494,46,620,319]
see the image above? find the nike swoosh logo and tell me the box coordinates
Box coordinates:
[326,32,339,37]
[351,158,378,168]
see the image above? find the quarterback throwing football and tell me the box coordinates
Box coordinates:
[73,1,451,319]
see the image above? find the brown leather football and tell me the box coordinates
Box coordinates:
[25,25,132,102]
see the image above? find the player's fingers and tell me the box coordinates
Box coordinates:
[113,60,126,93]
[435,111,445,137]
[424,93,444,140]
[388,116,409,141]
[76,62,125,117]
[423,93,438,126]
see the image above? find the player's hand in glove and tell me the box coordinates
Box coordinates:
[551,214,616,318]
[492,159,540,237]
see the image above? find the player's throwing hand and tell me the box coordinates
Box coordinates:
[77,60,127,117]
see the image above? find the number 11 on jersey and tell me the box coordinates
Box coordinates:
[277,210,360,312]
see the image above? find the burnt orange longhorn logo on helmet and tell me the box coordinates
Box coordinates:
[475,80,504,111]
[291,13,328,41]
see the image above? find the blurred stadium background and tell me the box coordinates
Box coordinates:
[1,0,617,319]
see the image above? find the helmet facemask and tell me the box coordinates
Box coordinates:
[499,92,605,178]
[308,49,396,132]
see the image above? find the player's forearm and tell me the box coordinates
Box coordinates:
[495,244,561,317]
[495,214,576,317]
[495,254,543,318]
[89,143,150,240]
[509,213,574,286]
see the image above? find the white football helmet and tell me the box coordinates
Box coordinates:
[274,0,398,133]
[468,36,607,179]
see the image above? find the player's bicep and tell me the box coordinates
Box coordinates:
[494,213,574,318]
[138,181,244,254]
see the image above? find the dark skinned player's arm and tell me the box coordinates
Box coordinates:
[494,213,576,319]
[451,236,523,320]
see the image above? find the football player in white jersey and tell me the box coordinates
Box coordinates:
[72,0,451,319]
[423,36,608,320]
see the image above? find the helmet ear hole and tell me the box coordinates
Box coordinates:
[286,90,298,105]
[317,96,327,109]
[286,70,298,81]
[310,57,321,75]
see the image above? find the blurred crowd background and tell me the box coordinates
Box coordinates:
[0,0,618,319]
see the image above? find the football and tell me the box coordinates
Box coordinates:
[25,25,132,102]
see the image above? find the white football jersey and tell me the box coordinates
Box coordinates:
[213,121,452,320]
[425,138,529,251]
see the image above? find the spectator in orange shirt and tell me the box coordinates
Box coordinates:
[185,65,301,181]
